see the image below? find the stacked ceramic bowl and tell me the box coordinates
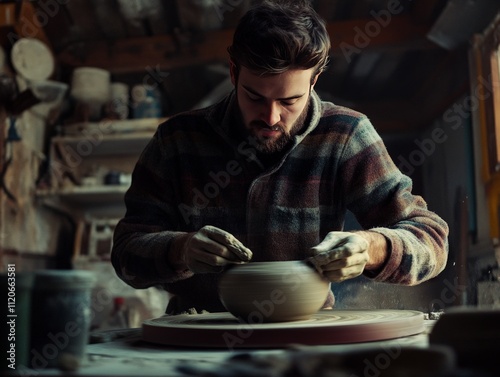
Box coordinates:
[71,67,111,120]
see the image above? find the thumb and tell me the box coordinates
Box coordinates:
[310,231,347,254]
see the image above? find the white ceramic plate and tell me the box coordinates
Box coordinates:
[11,38,54,81]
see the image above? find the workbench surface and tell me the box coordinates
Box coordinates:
[13,326,432,376]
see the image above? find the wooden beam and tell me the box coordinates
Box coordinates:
[56,28,230,74]
[57,15,436,74]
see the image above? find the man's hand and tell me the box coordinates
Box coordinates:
[308,231,388,282]
[170,225,253,273]
[308,231,370,282]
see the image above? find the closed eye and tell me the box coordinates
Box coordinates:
[280,100,298,106]
[247,93,263,102]
[243,85,304,106]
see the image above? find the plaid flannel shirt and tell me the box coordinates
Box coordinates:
[111,90,449,313]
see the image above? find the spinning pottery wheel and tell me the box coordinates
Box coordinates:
[142,309,425,348]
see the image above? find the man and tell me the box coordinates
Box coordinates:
[111,1,449,314]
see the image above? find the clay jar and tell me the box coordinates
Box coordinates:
[218,261,330,323]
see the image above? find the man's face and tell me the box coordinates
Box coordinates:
[230,64,318,154]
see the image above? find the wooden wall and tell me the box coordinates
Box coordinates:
[0,95,68,271]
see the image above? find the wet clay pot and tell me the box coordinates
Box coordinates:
[218,261,330,323]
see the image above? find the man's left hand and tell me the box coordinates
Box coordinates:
[308,231,369,282]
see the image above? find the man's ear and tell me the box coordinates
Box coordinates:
[229,60,238,86]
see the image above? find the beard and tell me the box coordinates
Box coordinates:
[236,99,310,155]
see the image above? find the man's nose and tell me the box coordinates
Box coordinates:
[260,101,281,126]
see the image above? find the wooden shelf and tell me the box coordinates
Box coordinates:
[39,118,164,218]
[37,185,129,205]
[62,117,163,135]
[52,132,154,156]
[55,117,163,156]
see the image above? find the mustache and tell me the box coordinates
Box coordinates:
[250,121,285,132]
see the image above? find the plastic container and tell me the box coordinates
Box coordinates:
[29,270,95,371]
[101,297,129,330]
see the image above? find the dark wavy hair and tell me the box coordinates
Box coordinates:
[228,0,330,80]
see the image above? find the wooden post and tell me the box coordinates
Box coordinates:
[469,14,500,240]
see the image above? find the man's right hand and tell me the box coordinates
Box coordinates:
[170,225,253,273]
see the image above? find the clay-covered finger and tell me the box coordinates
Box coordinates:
[310,231,348,254]
[225,237,252,262]
[202,225,252,262]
